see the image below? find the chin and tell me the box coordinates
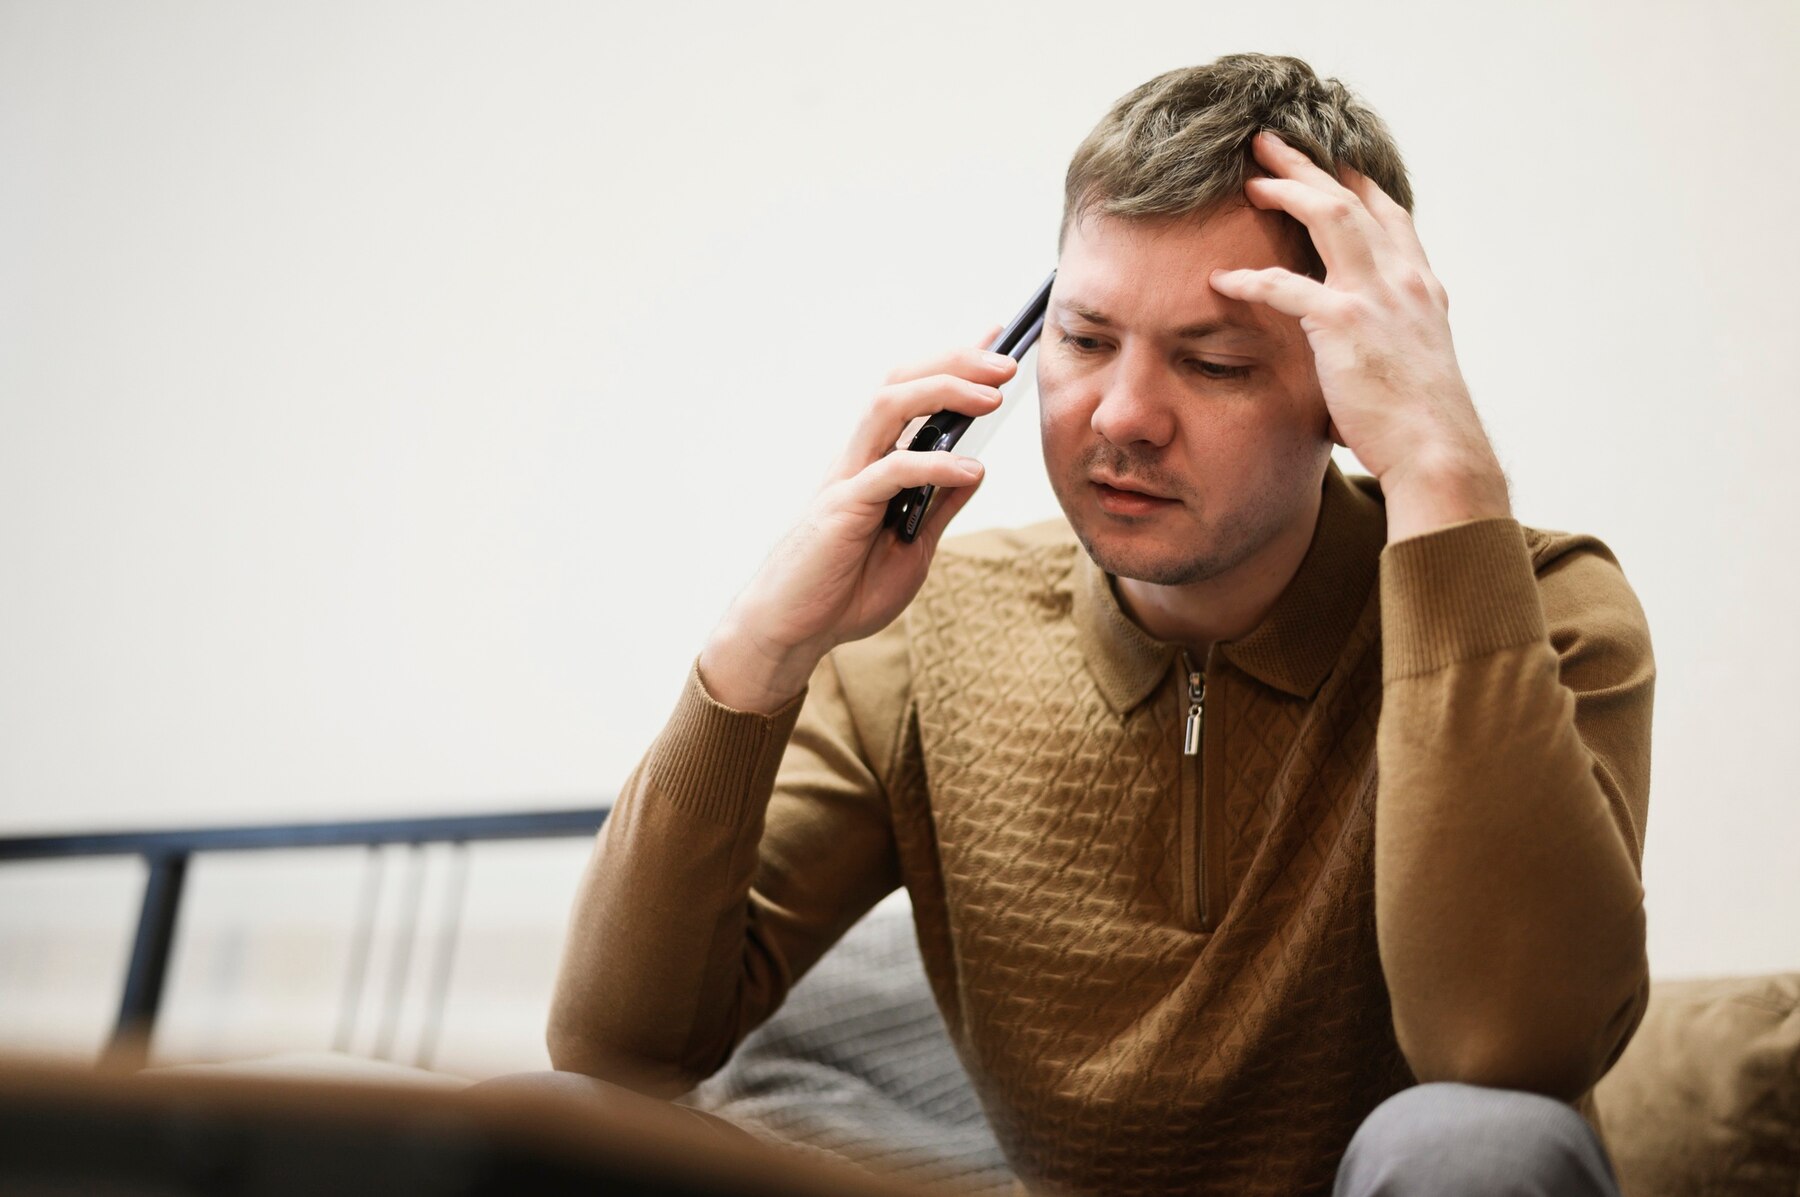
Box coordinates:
[1064,483,1292,587]
[1087,539,1222,587]
[1069,518,1225,587]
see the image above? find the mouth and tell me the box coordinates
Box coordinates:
[1089,475,1180,517]
[1090,474,1172,499]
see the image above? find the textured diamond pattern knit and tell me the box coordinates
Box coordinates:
[894,505,1408,1194]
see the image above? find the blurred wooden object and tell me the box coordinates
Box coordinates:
[0,1052,949,1197]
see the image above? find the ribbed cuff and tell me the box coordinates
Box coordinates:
[1380,518,1547,681]
[642,658,808,826]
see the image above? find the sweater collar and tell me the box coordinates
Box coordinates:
[1071,460,1389,711]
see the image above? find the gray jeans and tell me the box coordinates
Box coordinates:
[1334,1082,1622,1196]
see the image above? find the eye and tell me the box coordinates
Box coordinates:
[1059,332,1106,354]
[1189,360,1252,381]
[1059,332,1252,382]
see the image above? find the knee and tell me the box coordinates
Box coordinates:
[1334,1083,1618,1197]
[465,1069,623,1103]
[462,1070,752,1144]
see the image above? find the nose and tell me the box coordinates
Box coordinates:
[1089,344,1177,449]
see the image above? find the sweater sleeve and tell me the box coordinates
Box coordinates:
[546,648,905,1097]
[1375,517,1655,1103]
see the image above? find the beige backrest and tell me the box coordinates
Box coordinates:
[1594,973,1799,1197]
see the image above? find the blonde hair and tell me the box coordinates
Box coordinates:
[1060,54,1413,279]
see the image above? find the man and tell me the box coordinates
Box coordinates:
[546,53,1654,1197]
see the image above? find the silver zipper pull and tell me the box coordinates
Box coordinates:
[1182,654,1205,757]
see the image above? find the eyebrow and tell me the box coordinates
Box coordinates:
[1057,301,1269,343]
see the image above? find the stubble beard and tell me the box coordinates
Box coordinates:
[1072,497,1278,587]
[1059,444,1321,588]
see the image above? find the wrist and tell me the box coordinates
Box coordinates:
[1381,447,1512,545]
[698,615,824,716]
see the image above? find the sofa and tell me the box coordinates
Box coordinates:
[680,893,1800,1197]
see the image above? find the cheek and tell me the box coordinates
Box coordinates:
[1174,396,1313,478]
[1036,373,1090,448]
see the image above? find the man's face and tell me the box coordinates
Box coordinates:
[1039,205,1334,587]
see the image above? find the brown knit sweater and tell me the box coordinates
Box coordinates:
[549,462,1656,1196]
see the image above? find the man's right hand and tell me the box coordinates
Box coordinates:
[698,331,1019,714]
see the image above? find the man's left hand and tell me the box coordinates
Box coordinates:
[1208,130,1511,541]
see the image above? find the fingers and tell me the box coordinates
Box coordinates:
[827,334,1019,481]
[1242,175,1385,281]
[884,343,1017,389]
[1208,265,1338,321]
[841,449,983,510]
[1339,171,1432,272]
[1247,130,1387,283]
[1248,131,1443,300]
[1252,129,1359,200]
[1336,173,1448,311]
[835,373,1003,478]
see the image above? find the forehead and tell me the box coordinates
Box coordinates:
[1054,207,1298,337]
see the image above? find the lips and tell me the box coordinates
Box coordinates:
[1090,476,1180,518]
[1090,475,1174,501]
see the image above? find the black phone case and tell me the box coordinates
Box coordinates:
[883,270,1055,542]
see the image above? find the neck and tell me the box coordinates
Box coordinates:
[1113,479,1325,662]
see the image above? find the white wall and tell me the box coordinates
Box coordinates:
[3,0,1796,1071]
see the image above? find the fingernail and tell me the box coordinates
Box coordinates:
[985,352,1015,368]
[957,457,984,476]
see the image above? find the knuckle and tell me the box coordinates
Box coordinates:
[853,457,894,495]
[1337,294,1376,326]
[872,381,911,420]
[1395,268,1449,311]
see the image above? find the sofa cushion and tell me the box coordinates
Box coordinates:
[682,891,1015,1194]
[1594,972,1800,1197]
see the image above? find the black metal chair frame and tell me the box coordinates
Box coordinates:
[0,807,611,1065]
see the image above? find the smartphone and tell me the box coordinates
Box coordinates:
[884,270,1056,542]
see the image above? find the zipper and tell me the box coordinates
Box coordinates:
[1182,653,1206,757]
[1181,652,1208,929]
